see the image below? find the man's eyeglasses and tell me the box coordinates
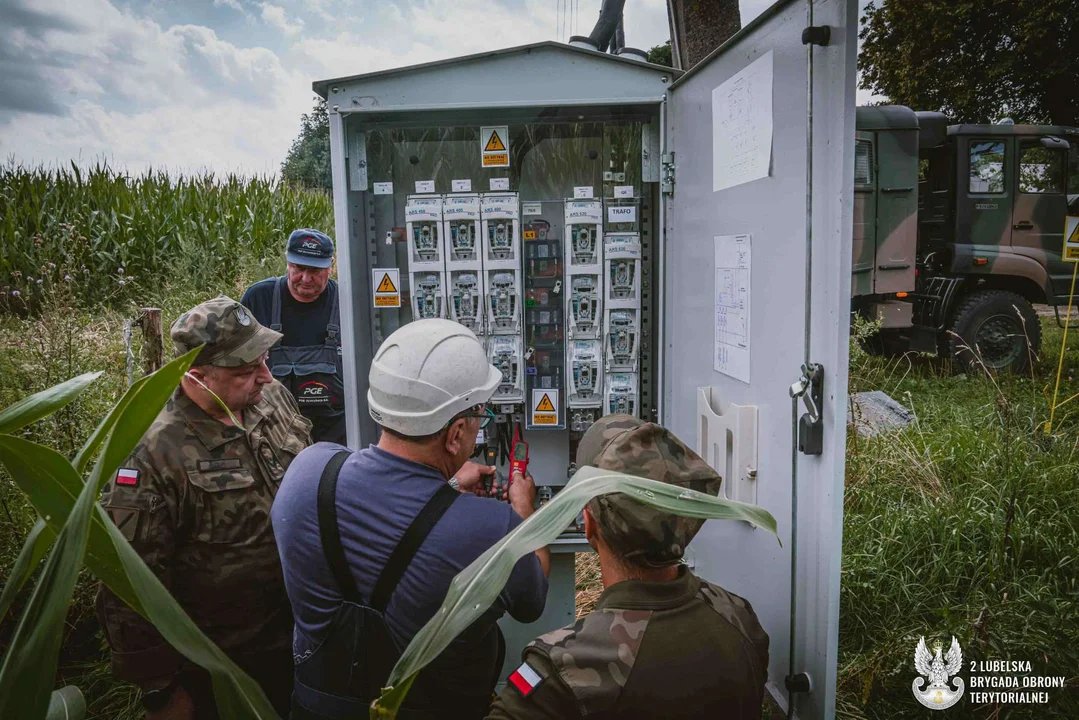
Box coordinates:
[457,406,495,429]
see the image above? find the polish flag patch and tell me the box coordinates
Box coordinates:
[115,468,140,487]
[507,662,543,697]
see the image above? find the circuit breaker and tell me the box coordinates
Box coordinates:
[488,335,525,404]
[568,339,603,407]
[602,232,642,418]
[481,194,523,336]
[568,275,601,338]
[406,195,446,319]
[443,194,481,264]
[443,194,484,331]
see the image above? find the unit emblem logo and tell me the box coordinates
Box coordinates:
[912,636,964,710]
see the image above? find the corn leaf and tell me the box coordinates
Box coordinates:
[73,373,151,475]
[0,430,100,718]
[0,371,102,435]
[0,517,56,624]
[0,352,279,719]
[46,687,86,720]
[370,466,778,718]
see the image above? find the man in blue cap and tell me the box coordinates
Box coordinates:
[242,228,346,444]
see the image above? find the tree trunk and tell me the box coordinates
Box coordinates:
[136,308,163,376]
[669,0,741,70]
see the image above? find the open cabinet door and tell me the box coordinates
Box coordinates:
[661,1,857,718]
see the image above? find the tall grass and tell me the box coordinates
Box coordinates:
[838,319,1079,719]
[0,161,333,313]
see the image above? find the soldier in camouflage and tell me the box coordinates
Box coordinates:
[487,415,770,720]
[95,295,313,719]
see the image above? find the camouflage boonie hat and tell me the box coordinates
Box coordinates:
[575,415,722,567]
[170,295,282,367]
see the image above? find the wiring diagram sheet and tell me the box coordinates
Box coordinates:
[711,51,774,192]
[714,234,751,383]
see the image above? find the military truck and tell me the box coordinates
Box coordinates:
[852,106,1079,372]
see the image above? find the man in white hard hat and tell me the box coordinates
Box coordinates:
[272,319,550,720]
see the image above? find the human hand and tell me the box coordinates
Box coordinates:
[508,471,537,519]
[453,461,497,496]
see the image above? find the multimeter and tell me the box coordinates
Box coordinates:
[510,426,529,478]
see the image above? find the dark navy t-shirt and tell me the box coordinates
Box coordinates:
[241,276,334,348]
[271,443,548,663]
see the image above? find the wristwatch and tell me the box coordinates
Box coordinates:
[141,676,181,712]
[448,476,460,491]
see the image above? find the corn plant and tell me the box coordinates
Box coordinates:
[370,466,780,718]
[0,351,277,719]
[0,161,334,314]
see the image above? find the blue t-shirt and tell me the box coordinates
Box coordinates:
[271,443,548,663]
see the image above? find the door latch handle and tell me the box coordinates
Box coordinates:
[790,363,824,455]
[1013,221,1034,230]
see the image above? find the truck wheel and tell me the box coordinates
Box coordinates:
[945,290,1041,373]
[861,329,908,358]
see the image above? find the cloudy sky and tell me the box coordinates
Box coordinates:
[0,0,874,177]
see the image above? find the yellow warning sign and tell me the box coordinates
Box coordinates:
[376,273,398,293]
[1064,216,1079,263]
[480,126,510,168]
[483,130,506,153]
[530,388,559,426]
[523,229,537,240]
[371,268,401,308]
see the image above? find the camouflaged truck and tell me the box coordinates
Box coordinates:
[853,106,1079,372]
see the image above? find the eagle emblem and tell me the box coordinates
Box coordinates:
[912,636,964,710]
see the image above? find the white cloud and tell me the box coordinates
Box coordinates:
[0,0,309,175]
[260,3,304,37]
[213,0,244,12]
[303,0,336,23]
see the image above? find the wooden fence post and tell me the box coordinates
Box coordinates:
[136,308,163,375]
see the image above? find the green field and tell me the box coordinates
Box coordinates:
[2,164,1078,718]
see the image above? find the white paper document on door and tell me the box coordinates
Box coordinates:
[714,234,751,383]
[712,51,773,192]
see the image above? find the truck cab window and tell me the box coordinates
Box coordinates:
[854,140,873,187]
[969,141,1005,194]
[1018,140,1065,194]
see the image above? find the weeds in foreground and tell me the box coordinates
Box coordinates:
[839,319,1079,719]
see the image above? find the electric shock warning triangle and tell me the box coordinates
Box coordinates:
[376,273,398,293]
[484,130,507,153]
[535,393,556,412]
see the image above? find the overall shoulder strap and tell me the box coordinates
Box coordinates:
[370,483,458,612]
[317,450,362,604]
[270,276,286,332]
[325,279,341,343]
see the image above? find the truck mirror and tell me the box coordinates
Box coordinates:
[1040,136,1069,150]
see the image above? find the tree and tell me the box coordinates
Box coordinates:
[647,41,672,67]
[668,0,740,69]
[859,0,1079,126]
[281,97,331,191]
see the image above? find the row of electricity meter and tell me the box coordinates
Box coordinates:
[398,193,642,427]
[564,199,641,427]
[405,193,523,336]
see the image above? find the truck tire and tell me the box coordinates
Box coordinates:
[944,290,1041,373]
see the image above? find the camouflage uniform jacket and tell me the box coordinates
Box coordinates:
[487,567,770,720]
[95,380,312,685]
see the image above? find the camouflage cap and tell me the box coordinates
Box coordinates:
[575,415,722,567]
[170,295,282,367]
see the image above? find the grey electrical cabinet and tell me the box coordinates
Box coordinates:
[316,1,856,717]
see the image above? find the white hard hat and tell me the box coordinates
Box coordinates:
[367,319,502,437]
